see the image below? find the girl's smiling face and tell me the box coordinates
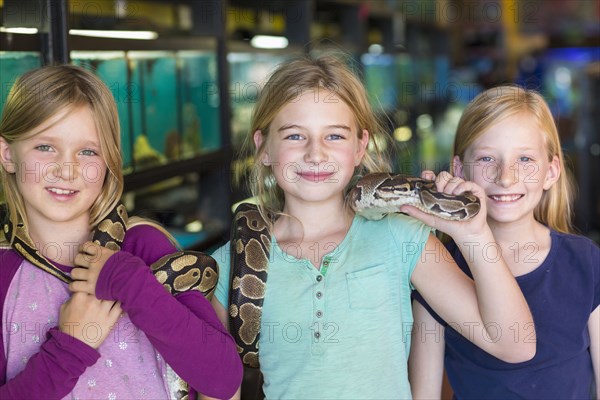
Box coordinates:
[457,112,560,226]
[0,105,107,230]
[255,88,368,208]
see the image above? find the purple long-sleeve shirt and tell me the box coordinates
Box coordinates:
[0,225,242,398]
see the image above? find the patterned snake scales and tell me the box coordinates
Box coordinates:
[229,173,481,372]
[1,203,218,400]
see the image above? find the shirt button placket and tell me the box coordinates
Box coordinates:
[312,271,325,354]
[315,274,324,318]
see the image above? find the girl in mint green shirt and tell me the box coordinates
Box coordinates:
[211,55,536,399]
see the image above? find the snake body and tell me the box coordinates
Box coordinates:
[229,173,481,379]
[1,203,218,400]
[229,203,271,369]
[350,173,481,221]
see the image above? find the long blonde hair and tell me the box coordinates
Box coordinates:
[244,54,391,223]
[0,64,123,244]
[453,85,574,233]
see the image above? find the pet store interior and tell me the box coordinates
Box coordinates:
[1,0,599,250]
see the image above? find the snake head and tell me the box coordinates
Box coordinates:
[351,173,481,221]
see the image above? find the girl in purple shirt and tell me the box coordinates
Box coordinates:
[0,65,241,398]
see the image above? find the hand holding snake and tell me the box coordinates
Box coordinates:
[69,242,117,296]
[397,171,488,238]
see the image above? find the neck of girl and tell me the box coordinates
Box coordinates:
[488,216,552,275]
[276,198,354,243]
[28,221,91,267]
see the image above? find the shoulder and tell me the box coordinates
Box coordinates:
[553,230,599,248]
[121,224,178,265]
[0,246,22,262]
[551,231,600,265]
[211,242,231,265]
[0,247,23,277]
[551,231,600,310]
[0,248,23,315]
[211,241,232,308]
[376,213,432,245]
[211,241,231,271]
[549,232,599,291]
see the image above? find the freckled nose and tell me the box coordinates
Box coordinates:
[51,155,79,182]
[304,140,327,163]
[495,162,517,187]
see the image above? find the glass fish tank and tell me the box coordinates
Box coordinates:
[0,51,42,116]
[361,53,398,113]
[128,51,178,169]
[71,52,133,170]
[0,51,41,204]
[395,54,415,108]
[70,50,221,173]
[228,52,289,148]
[178,50,221,153]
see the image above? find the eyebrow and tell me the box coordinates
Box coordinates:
[81,140,101,148]
[277,124,352,132]
[34,135,101,148]
[471,145,538,152]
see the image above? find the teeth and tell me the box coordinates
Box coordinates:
[491,194,521,202]
[48,188,75,195]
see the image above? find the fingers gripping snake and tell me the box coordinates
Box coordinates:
[229,173,481,389]
[1,203,218,400]
[350,173,481,221]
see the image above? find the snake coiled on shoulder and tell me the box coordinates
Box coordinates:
[1,203,218,400]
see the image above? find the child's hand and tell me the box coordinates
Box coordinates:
[401,171,489,239]
[70,241,116,296]
[59,292,122,349]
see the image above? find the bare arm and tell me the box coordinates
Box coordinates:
[407,177,535,363]
[409,300,445,399]
[589,306,600,400]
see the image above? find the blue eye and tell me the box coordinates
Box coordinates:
[285,134,302,140]
[519,156,532,162]
[80,149,98,156]
[35,145,52,152]
[478,156,493,162]
[327,134,344,140]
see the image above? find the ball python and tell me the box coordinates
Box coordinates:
[1,203,218,400]
[229,202,271,369]
[350,173,481,221]
[228,173,481,397]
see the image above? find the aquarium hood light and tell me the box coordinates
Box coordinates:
[250,35,288,49]
[0,27,39,34]
[69,29,158,40]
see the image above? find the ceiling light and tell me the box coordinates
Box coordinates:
[70,51,126,60]
[250,35,288,49]
[69,29,158,40]
[0,27,38,34]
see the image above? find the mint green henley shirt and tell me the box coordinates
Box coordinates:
[212,213,431,399]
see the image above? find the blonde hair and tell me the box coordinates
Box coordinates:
[0,64,123,244]
[453,85,574,233]
[244,54,391,223]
